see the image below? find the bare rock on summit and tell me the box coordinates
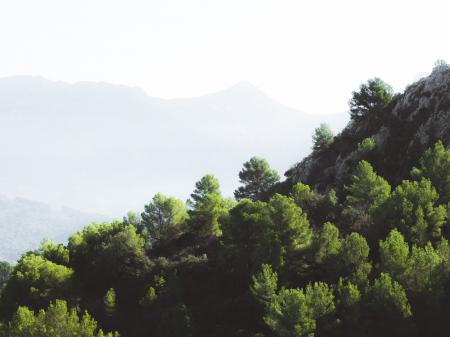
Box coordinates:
[286,65,450,193]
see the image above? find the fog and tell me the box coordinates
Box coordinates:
[0,76,347,216]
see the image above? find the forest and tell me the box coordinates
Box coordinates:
[0,63,449,337]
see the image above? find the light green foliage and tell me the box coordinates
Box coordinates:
[68,221,151,289]
[364,273,413,337]
[189,174,221,204]
[0,300,118,337]
[268,194,312,251]
[314,222,341,264]
[291,184,338,227]
[0,254,73,313]
[39,239,70,266]
[357,137,376,154]
[68,221,127,264]
[379,229,409,280]
[370,273,412,318]
[234,156,280,201]
[345,160,391,214]
[344,161,391,231]
[291,183,321,212]
[140,286,157,308]
[188,175,234,237]
[122,211,142,230]
[141,193,188,245]
[304,282,335,319]
[251,264,278,306]
[411,141,450,203]
[337,279,361,310]
[386,178,447,246]
[264,288,315,337]
[103,288,116,317]
[264,282,334,337]
[340,233,370,269]
[189,194,234,238]
[381,231,447,294]
[404,243,442,293]
[312,123,334,152]
[336,279,361,334]
[339,233,372,287]
[349,77,394,120]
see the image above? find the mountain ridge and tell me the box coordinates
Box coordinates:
[285,65,450,194]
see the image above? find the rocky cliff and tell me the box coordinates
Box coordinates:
[285,65,450,193]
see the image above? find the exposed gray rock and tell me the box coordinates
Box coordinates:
[286,66,450,192]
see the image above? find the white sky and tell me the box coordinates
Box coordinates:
[0,0,449,114]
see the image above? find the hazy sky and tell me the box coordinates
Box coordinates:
[0,0,449,114]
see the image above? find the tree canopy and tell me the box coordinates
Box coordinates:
[234,156,280,201]
[349,77,394,120]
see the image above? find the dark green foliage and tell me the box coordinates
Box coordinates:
[364,273,413,337]
[234,157,280,201]
[222,194,311,276]
[349,77,394,120]
[291,183,339,227]
[335,279,361,335]
[0,262,12,292]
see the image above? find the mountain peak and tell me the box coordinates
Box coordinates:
[223,81,268,97]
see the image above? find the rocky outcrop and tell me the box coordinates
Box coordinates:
[286,66,450,193]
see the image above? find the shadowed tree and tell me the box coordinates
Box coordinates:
[234,156,280,201]
[312,123,334,152]
[349,77,394,120]
[141,193,188,246]
[188,175,234,237]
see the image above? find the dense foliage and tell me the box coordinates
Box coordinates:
[1,74,450,337]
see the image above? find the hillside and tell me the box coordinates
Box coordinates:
[0,77,347,216]
[1,66,450,337]
[286,65,450,193]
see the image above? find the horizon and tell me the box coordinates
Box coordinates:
[0,75,346,115]
[1,0,449,115]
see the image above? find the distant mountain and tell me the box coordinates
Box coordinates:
[0,195,107,262]
[0,76,348,216]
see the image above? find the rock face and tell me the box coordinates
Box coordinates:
[286,66,450,193]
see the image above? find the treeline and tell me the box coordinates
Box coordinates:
[0,71,449,337]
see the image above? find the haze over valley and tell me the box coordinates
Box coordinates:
[0,76,346,259]
[0,76,347,217]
